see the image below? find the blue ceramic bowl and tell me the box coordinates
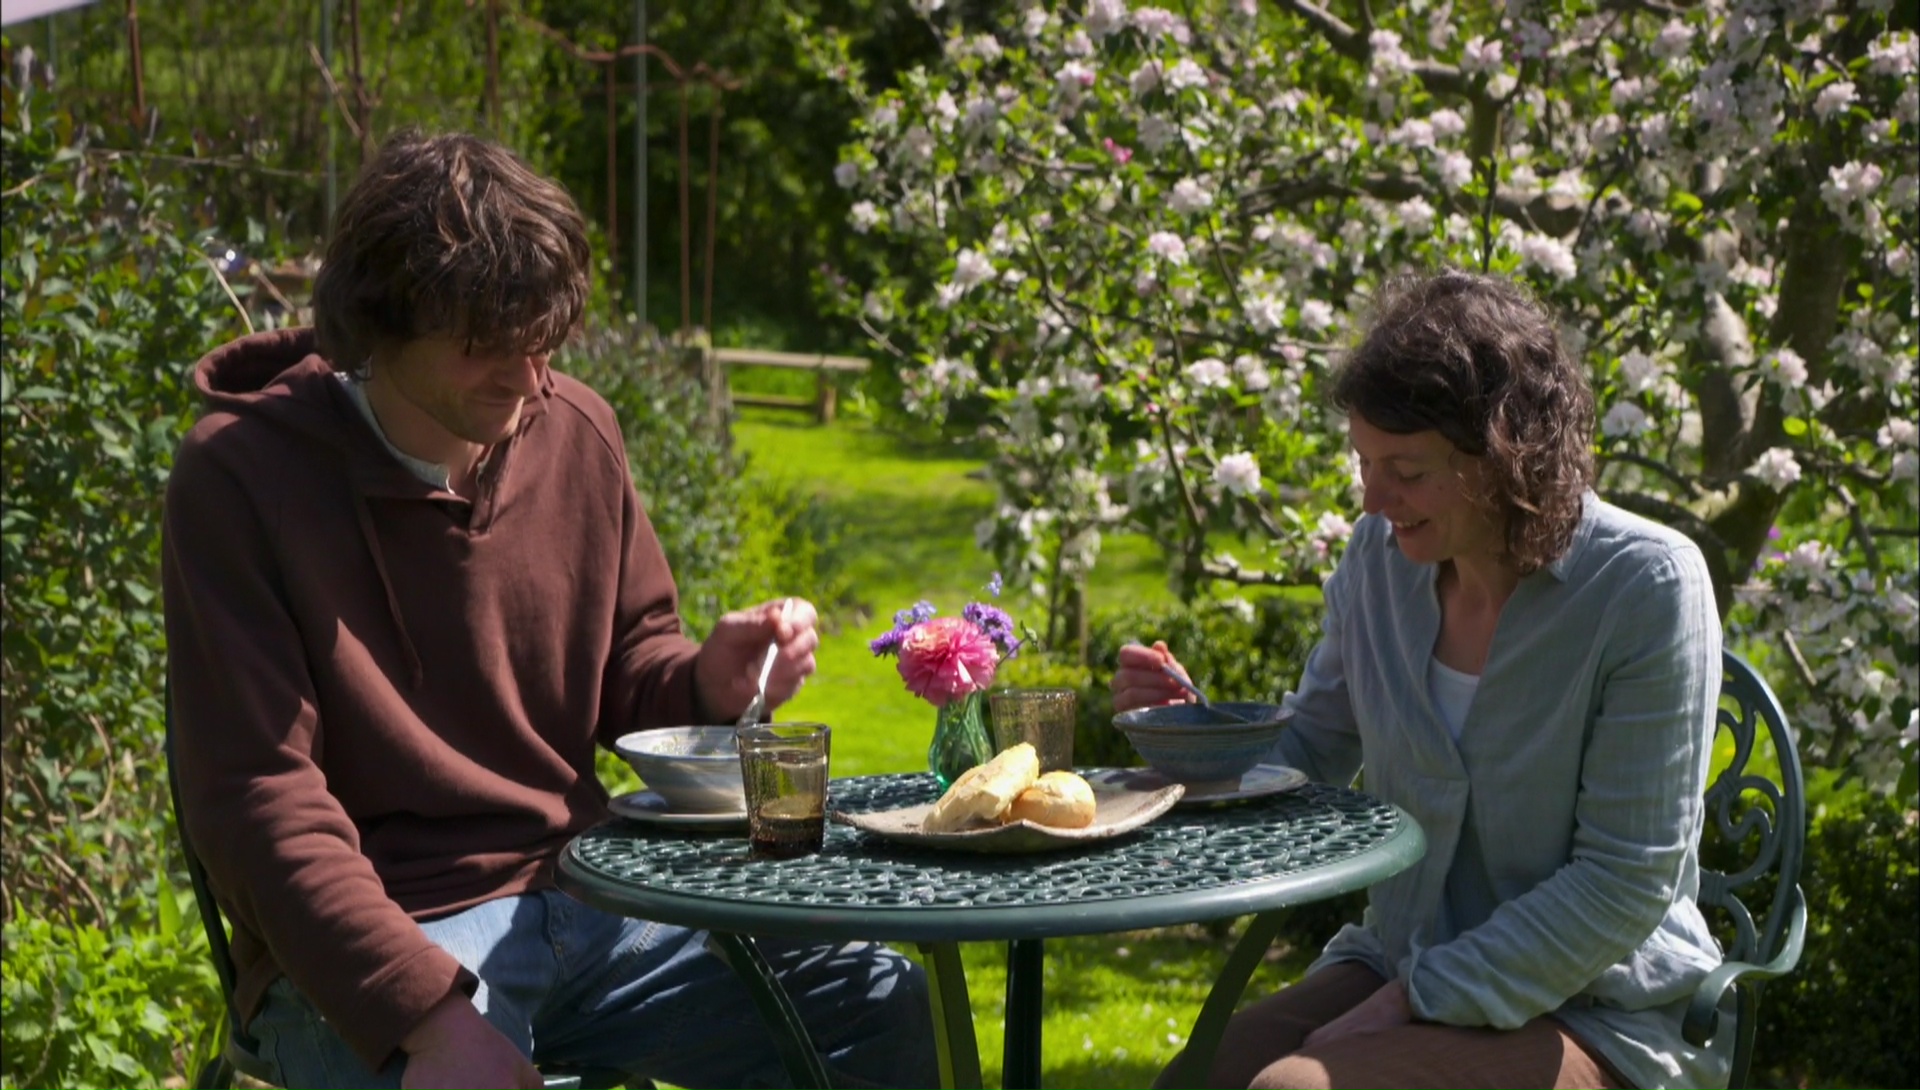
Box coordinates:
[612,726,747,813]
[1111,703,1290,790]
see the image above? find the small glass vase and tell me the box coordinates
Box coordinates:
[928,689,993,789]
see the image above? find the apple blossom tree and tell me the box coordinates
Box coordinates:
[805,0,1917,792]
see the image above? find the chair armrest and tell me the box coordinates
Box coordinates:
[1682,885,1808,1047]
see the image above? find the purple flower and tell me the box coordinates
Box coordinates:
[963,601,1021,659]
[870,601,938,657]
[986,572,1003,598]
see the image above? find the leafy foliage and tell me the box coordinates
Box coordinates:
[554,320,847,635]
[0,882,220,1090]
[1,84,243,927]
[1750,776,1920,1088]
[821,1,1919,793]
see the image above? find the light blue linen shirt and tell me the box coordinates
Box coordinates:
[1272,494,1732,1089]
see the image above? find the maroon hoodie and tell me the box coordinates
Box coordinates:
[162,327,704,1069]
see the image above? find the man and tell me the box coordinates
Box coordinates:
[163,130,934,1089]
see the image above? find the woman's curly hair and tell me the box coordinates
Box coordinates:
[312,129,591,370]
[1330,270,1595,574]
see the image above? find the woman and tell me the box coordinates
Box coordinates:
[1116,271,1728,1090]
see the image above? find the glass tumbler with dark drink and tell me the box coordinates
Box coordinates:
[736,723,830,860]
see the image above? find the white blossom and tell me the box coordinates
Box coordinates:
[1813,81,1857,121]
[1246,295,1284,333]
[1486,72,1518,99]
[1055,61,1096,93]
[1460,36,1504,73]
[1428,108,1467,137]
[1185,357,1231,389]
[1399,196,1436,234]
[1169,178,1215,215]
[849,201,882,233]
[1763,347,1809,388]
[1145,231,1189,264]
[1652,19,1695,59]
[1517,234,1578,281]
[1821,161,1885,214]
[1315,511,1354,541]
[1370,30,1414,75]
[1868,32,1918,77]
[1879,419,1918,448]
[1437,151,1475,190]
[910,0,944,15]
[834,161,860,188]
[1618,350,1661,393]
[1132,8,1188,42]
[1085,0,1129,38]
[1298,299,1335,332]
[1601,401,1653,437]
[1138,116,1177,152]
[1214,452,1263,496]
[1164,59,1209,91]
[1749,447,1804,490]
[1232,355,1271,391]
[1129,62,1162,97]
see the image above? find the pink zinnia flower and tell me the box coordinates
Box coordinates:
[897,616,999,707]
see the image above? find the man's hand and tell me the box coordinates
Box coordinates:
[1301,977,1413,1051]
[399,995,540,1089]
[1111,640,1194,713]
[694,597,820,723]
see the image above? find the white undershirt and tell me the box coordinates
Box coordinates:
[1427,656,1481,741]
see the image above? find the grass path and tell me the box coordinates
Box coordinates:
[730,408,1310,1088]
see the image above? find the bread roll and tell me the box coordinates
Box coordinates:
[923,743,1040,832]
[1008,771,1097,829]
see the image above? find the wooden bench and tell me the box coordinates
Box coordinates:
[712,347,869,424]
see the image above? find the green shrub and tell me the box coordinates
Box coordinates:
[557,323,846,636]
[1,881,220,1089]
[1748,780,1919,1088]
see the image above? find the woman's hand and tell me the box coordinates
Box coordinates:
[1302,978,1413,1050]
[1111,640,1195,713]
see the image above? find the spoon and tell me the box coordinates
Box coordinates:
[735,598,794,730]
[1159,663,1253,724]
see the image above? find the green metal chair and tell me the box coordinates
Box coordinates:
[163,689,629,1090]
[1685,650,1810,1089]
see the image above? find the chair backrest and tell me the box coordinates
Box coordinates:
[1699,650,1807,970]
[163,681,264,1060]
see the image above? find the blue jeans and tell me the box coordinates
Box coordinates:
[249,889,936,1088]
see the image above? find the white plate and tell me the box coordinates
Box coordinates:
[1083,764,1309,807]
[831,780,1185,854]
[607,789,749,832]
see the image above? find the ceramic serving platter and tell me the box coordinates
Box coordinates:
[830,780,1184,854]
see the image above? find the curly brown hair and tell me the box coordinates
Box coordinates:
[1330,270,1595,574]
[311,130,591,371]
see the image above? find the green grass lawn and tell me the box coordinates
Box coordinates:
[725,404,1311,1088]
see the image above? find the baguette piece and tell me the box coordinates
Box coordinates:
[1008,771,1097,829]
[923,743,1040,832]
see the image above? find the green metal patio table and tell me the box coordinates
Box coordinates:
[557,771,1424,1090]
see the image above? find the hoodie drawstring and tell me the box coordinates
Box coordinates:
[353,494,425,689]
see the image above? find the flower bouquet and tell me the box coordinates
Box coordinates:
[870,575,1025,787]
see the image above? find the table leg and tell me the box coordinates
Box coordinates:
[918,942,983,1090]
[1003,938,1045,1089]
[1165,911,1288,1088]
[702,932,832,1089]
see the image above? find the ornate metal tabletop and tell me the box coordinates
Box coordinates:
[560,771,1423,943]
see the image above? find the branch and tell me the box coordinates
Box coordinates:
[1270,0,1474,96]
[199,253,256,336]
[1836,483,1882,575]
[307,41,367,147]
[1198,559,1321,588]
[1597,450,1704,499]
